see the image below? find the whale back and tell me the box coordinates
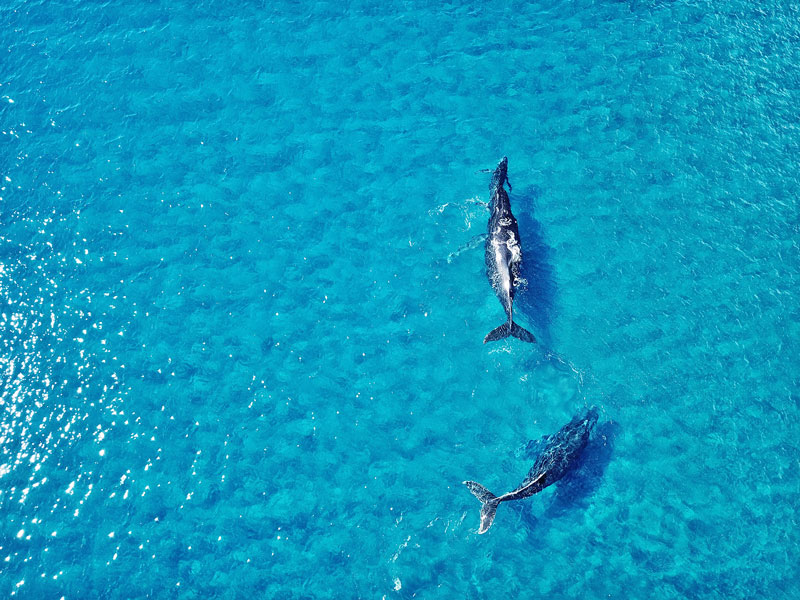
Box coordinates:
[524,408,598,489]
[485,186,522,310]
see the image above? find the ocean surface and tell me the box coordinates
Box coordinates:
[1,0,799,598]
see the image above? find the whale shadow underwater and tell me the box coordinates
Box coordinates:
[511,185,558,347]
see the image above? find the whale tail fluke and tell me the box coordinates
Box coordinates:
[463,480,502,534]
[483,322,536,344]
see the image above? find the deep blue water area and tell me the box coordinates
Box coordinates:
[1,0,799,598]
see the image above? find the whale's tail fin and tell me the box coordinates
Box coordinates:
[483,321,536,344]
[463,480,502,534]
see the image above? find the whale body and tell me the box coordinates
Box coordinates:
[464,407,599,533]
[483,157,535,343]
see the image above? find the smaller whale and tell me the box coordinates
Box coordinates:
[463,407,599,534]
[483,157,535,343]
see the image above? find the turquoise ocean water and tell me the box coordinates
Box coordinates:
[2,1,799,597]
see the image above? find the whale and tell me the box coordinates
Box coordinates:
[483,157,536,343]
[463,407,599,534]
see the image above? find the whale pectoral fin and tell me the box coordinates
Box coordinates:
[468,199,490,210]
[515,435,551,459]
[506,177,512,192]
[447,233,488,263]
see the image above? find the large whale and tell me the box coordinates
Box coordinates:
[463,407,599,534]
[483,157,536,343]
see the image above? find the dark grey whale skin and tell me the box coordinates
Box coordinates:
[483,157,535,344]
[464,407,599,534]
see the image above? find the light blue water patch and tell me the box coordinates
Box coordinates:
[1,0,799,598]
